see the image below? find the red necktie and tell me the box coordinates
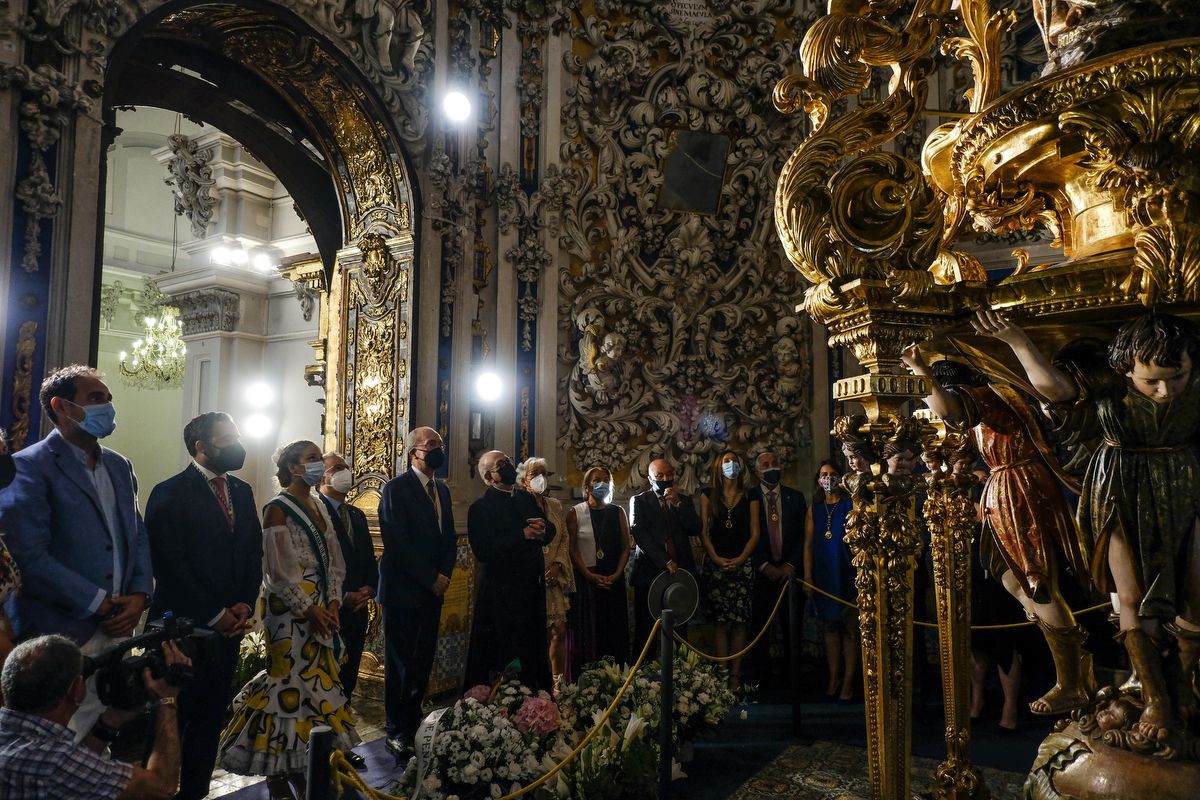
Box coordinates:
[766,490,782,562]
[211,476,233,528]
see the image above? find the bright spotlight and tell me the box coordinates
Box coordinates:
[243,414,273,439]
[475,371,502,402]
[253,253,274,272]
[443,90,472,123]
[245,381,274,408]
[229,248,248,265]
[212,246,232,265]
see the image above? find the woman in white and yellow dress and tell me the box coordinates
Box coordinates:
[219,439,358,800]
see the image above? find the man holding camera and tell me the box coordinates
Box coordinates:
[0,634,186,799]
[145,412,262,800]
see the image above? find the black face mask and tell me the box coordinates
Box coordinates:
[652,478,673,493]
[494,461,518,486]
[423,447,445,470]
[206,441,247,474]
[761,468,781,486]
[0,454,15,489]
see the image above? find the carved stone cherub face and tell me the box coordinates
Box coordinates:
[772,336,798,366]
[600,332,626,361]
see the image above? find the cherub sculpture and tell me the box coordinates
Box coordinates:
[974,309,1200,735]
[903,344,1097,715]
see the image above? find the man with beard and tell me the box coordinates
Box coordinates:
[145,412,263,800]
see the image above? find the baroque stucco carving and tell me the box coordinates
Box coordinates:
[554,1,819,492]
[163,133,217,240]
[172,288,241,336]
[7,0,432,144]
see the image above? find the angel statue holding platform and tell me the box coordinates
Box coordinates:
[902,344,1097,717]
[972,309,1200,737]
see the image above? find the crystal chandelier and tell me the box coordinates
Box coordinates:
[119,307,186,389]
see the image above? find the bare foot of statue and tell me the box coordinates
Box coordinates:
[1029,684,1090,716]
[1134,700,1172,739]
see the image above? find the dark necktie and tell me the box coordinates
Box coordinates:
[338,504,353,550]
[427,479,440,527]
[211,476,233,528]
[659,494,678,561]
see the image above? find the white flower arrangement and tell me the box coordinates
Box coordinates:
[395,649,733,800]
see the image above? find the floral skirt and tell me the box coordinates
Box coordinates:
[546,582,571,627]
[701,558,754,624]
[218,590,359,776]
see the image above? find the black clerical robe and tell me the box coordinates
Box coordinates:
[463,486,555,691]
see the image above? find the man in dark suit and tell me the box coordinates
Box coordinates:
[628,458,701,648]
[0,365,153,740]
[144,411,263,800]
[377,426,456,762]
[747,451,807,690]
[319,452,379,704]
[463,450,554,693]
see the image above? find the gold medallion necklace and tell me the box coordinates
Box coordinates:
[824,501,836,540]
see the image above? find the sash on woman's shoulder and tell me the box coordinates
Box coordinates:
[268,494,333,606]
[268,493,343,657]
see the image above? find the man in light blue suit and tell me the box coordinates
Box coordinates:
[0,365,152,737]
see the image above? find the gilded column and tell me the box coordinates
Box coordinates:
[772,2,961,796]
[921,429,988,800]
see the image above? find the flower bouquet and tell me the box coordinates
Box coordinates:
[396,672,571,800]
[564,714,659,800]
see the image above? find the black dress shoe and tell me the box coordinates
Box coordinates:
[344,750,367,770]
[385,737,413,766]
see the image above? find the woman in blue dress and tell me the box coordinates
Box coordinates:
[803,460,858,701]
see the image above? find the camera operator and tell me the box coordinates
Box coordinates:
[0,634,187,799]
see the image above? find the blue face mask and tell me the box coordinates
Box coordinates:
[591,482,611,502]
[302,461,325,487]
[722,461,742,479]
[74,401,117,439]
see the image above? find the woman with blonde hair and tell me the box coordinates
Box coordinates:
[566,466,631,675]
[218,439,357,800]
[700,450,761,691]
[517,457,575,695]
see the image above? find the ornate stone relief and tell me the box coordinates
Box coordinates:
[8,0,433,144]
[8,321,39,450]
[163,133,216,240]
[555,1,819,492]
[172,288,241,336]
[0,63,93,271]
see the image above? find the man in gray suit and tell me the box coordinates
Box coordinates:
[0,365,152,739]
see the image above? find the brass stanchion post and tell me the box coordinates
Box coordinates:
[659,607,675,799]
[788,577,802,737]
[306,724,333,800]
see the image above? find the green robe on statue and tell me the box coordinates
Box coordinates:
[1053,358,1200,620]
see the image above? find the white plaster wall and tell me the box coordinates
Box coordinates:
[95,343,186,511]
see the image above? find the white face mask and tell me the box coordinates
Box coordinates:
[529,474,547,494]
[329,469,354,493]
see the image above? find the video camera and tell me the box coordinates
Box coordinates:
[83,614,212,708]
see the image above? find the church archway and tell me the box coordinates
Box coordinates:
[88,0,421,497]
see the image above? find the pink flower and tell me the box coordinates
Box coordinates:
[512,696,560,735]
[463,684,492,702]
